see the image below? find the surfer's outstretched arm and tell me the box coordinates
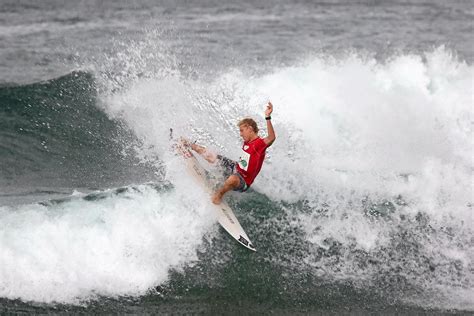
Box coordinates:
[263,101,276,147]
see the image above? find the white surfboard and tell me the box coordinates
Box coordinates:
[176,142,256,252]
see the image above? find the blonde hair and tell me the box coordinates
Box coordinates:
[238,118,259,133]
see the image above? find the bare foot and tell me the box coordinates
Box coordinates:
[180,137,190,147]
[212,192,223,204]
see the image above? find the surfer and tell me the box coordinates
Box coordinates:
[183,102,276,204]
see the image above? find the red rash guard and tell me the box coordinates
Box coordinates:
[236,137,268,186]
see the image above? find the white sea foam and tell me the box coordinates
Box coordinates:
[0,184,215,303]
[246,49,473,310]
[103,46,473,310]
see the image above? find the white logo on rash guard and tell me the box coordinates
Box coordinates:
[238,151,250,171]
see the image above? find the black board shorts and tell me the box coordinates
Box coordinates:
[216,155,248,192]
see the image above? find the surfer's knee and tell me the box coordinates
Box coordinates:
[226,175,240,188]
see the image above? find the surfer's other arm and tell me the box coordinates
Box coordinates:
[263,101,276,147]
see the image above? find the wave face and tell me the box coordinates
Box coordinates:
[0,71,158,192]
[0,46,472,312]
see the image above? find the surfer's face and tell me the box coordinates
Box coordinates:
[239,124,254,142]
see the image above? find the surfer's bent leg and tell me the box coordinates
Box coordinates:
[212,174,240,204]
[231,172,248,192]
[216,155,248,192]
[212,157,248,203]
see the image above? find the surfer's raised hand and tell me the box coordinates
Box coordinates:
[263,101,276,147]
[265,102,273,117]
